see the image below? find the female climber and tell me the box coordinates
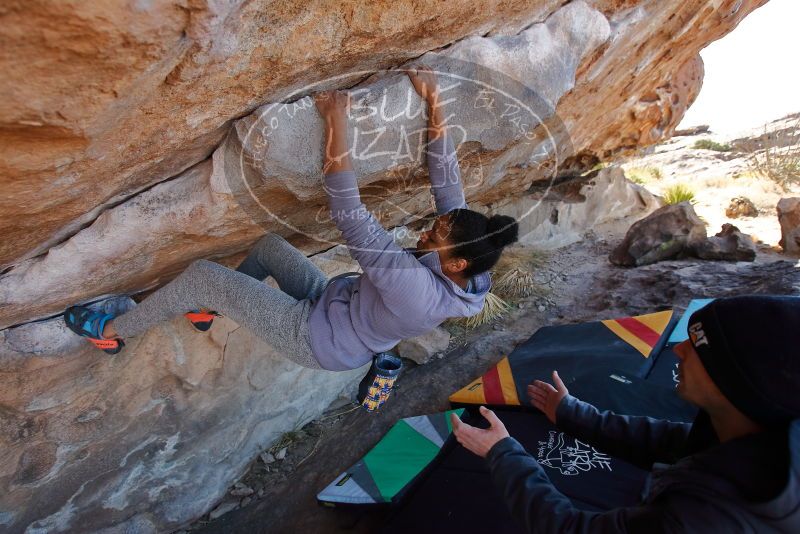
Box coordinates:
[64,64,519,371]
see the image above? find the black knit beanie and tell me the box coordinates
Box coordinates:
[688,295,800,427]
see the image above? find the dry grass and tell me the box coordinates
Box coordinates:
[447,246,549,329]
[693,139,732,152]
[625,166,663,184]
[746,121,800,190]
[454,291,511,329]
[269,430,305,454]
[493,268,538,299]
[492,247,549,299]
[494,246,548,272]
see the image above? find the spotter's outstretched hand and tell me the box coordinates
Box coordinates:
[528,370,569,424]
[450,406,510,458]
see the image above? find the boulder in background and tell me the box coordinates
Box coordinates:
[777,197,800,255]
[725,196,759,218]
[609,202,707,266]
[694,223,757,262]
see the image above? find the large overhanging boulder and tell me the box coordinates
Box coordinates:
[0,0,611,330]
[0,0,769,330]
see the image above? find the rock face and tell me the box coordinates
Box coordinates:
[0,0,769,329]
[694,223,757,262]
[0,0,770,532]
[777,197,800,255]
[610,202,707,267]
[0,247,367,534]
[498,166,663,249]
[0,1,615,330]
[397,327,452,365]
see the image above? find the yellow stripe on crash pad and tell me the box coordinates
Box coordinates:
[636,310,673,334]
[448,375,487,405]
[601,310,673,358]
[448,356,520,406]
[496,356,520,405]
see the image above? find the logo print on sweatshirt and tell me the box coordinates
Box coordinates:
[537,431,612,476]
[688,322,710,347]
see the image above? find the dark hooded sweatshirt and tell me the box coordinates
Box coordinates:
[486,396,800,532]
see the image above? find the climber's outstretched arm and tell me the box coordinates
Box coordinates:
[407,65,447,141]
[315,91,353,174]
[407,65,466,214]
[313,90,437,304]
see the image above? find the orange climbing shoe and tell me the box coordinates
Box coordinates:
[184,310,221,332]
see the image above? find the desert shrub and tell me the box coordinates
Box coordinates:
[581,161,609,176]
[693,139,732,152]
[663,183,695,205]
[493,268,538,299]
[625,166,663,184]
[448,247,550,328]
[627,172,647,185]
[452,292,511,329]
[746,121,800,190]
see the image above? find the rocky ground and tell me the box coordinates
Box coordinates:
[621,113,800,248]
[184,234,798,533]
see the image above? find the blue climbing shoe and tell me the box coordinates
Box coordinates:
[64,305,124,355]
[184,309,221,332]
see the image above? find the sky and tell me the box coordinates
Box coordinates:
[678,0,800,135]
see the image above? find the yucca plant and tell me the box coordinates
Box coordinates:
[492,247,549,299]
[453,292,511,329]
[493,267,538,299]
[663,183,695,205]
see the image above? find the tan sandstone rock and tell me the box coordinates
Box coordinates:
[494,166,662,249]
[0,246,367,534]
[0,1,766,323]
[0,0,562,268]
[777,197,800,255]
[397,327,452,365]
[726,196,759,218]
[0,1,612,330]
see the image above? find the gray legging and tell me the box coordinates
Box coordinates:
[113,233,328,369]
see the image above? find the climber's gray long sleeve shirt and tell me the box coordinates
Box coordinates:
[308,135,490,371]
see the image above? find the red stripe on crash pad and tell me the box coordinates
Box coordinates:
[482,366,505,405]
[615,317,660,348]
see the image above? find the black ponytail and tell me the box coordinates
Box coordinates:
[447,209,519,278]
[487,214,518,249]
